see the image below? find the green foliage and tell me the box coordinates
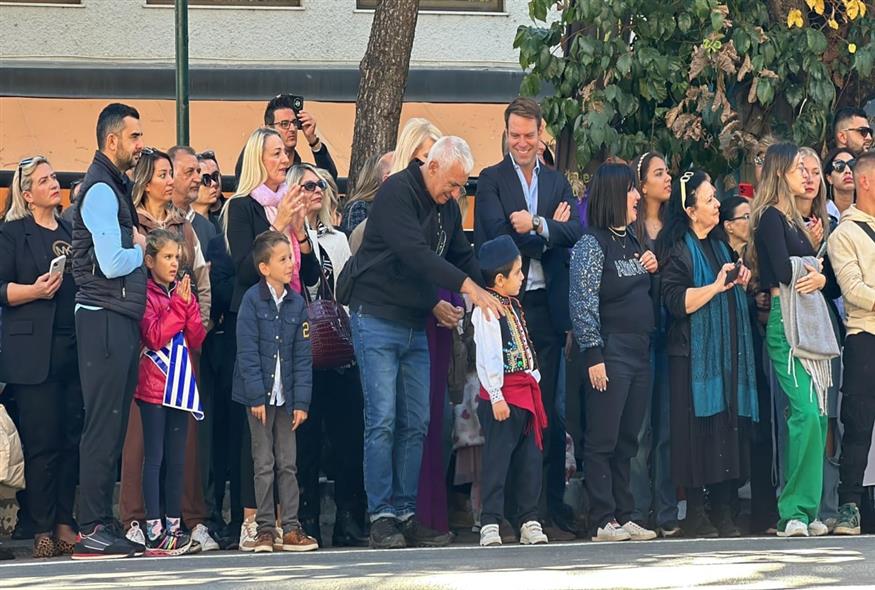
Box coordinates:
[515,0,875,176]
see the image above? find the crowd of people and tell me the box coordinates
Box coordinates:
[0,94,873,561]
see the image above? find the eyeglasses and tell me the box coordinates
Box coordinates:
[830,159,856,173]
[300,179,327,193]
[448,182,467,199]
[202,172,220,186]
[197,150,216,161]
[729,213,751,222]
[844,126,873,138]
[273,119,302,131]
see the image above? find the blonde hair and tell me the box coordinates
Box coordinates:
[287,163,335,231]
[749,142,812,282]
[390,117,442,175]
[797,147,831,241]
[221,127,281,239]
[131,148,173,209]
[6,156,54,222]
[346,153,383,206]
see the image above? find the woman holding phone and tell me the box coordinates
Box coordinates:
[659,170,758,538]
[0,156,83,558]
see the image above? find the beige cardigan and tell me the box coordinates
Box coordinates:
[827,205,875,336]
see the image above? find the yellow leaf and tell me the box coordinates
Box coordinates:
[846,0,865,19]
[805,0,815,9]
[828,18,839,29]
[787,9,804,28]
[814,0,825,14]
[848,43,857,54]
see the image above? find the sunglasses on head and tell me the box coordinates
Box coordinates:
[202,172,220,186]
[830,159,855,174]
[197,150,216,161]
[301,179,327,192]
[17,155,46,190]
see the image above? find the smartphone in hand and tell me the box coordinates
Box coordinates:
[49,255,66,276]
[724,260,742,285]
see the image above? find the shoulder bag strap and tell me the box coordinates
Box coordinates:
[854,220,875,246]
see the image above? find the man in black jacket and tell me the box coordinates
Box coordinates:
[350,136,503,549]
[234,94,338,184]
[71,103,148,559]
[474,97,583,538]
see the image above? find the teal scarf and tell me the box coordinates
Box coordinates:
[684,232,758,422]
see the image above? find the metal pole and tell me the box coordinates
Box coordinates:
[175,0,190,146]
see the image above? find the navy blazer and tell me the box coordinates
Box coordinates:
[0,216,74,384]
[232,280,312,413]
[474,155,582,332]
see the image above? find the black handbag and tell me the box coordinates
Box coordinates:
[305,269,356,370]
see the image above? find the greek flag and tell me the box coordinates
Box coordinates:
[144,332,204,421]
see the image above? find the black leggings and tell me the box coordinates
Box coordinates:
[138,400,189,521]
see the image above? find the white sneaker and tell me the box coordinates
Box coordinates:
[621,521,657,541]
[239,519,258,552]
[479,524,501,546]
[191,523,219,552]
[126,522,146,546]
[593,521,631,542]
[777,519,809,537]
[808,520,829,537]
[519,520,548,545]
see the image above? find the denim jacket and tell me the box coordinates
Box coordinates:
[232,279,312,413]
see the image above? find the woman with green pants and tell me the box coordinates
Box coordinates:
[751,143,831,538]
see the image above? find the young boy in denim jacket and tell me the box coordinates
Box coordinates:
[232,230,317,553]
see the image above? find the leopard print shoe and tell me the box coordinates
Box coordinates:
[54,538,76,556]
[32,536,56,559]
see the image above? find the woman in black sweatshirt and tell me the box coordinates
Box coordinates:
[570,164,658,542]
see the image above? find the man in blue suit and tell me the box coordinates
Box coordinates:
[474,97,583,537]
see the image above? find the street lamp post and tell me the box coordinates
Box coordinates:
[175,0,190,146]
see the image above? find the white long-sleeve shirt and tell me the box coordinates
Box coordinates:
[472,303,540,405]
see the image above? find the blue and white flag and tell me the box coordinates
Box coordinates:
[144,332,204,421]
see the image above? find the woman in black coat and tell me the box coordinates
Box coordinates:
[0,157,83,558]
[219,127,318,549]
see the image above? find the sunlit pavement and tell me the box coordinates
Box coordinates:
[1,536,874,589]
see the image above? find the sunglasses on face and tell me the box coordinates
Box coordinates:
[301,179,327,193]
[202,172,220,186]
[830,159,855,174]
[845,126,873,138]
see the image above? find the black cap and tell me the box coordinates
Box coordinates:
[478,235,520,270]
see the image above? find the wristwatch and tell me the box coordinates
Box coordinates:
[532,215,542,233]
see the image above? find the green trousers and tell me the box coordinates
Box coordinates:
[766,297,827,529]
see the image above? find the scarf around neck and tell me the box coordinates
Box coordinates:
[250,182,302,293]
[684,232,758,422]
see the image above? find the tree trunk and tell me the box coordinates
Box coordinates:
[348,0,420,189]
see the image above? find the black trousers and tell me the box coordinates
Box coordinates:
[202,325,237,524]
[76,308,140,531]
[11,331,83,534]
[478,399,542,527]
[296,367,366,521]
[138,400,188,521]
[583,333,651,530]
[838,332,875,507]
[521,290,566,518]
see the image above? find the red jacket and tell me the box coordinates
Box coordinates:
[135,278,207,406]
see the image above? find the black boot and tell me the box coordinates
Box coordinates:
[709,483,741,538]
[683,488,718,539]
[300,517,323,548]
[333,510,369,547]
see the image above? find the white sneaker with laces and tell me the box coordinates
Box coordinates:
[479,524,501,546]
[191,524,219,552]
[239,519,258,552]
[519,521,548,545]
[808,520,829,537]
[593,521,631,542]
[622,521,657,541]
[777,519,809,537]
[126,522,146,546]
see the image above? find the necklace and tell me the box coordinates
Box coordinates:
[608,226,628,249]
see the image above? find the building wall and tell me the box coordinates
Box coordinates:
[0,0,538,68]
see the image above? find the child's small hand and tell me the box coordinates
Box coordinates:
[251,404,266,425]
[492,400,510,422]
[178,274,192,304]
[292,410,308,430]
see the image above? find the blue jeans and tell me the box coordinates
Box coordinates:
[630,337,678,527]
[350,310,430,522]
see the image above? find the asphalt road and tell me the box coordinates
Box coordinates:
[2,536,874,589]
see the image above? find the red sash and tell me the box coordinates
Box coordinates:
[479,372,548,450]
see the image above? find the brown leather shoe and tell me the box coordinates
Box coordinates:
[281,526,319,552]
[254,530,275,553]
[33,536,56,559]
